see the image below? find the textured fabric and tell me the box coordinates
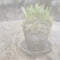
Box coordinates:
[0,20,59,60]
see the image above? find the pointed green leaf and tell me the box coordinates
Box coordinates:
[21,7,27,16]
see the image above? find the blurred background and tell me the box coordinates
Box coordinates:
[0,0,60,60]
[0,0,60,21]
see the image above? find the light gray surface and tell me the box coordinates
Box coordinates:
[0,0,60,21]
[0,20,60,60]
[0,0,24,5]
[0,6,24,21]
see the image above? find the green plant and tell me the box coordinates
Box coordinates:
[21,4,53,31]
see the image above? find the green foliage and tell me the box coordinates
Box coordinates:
[21,4,53,31]
[21,4,51,23]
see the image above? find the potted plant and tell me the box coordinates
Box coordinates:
[21,4,54,52]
